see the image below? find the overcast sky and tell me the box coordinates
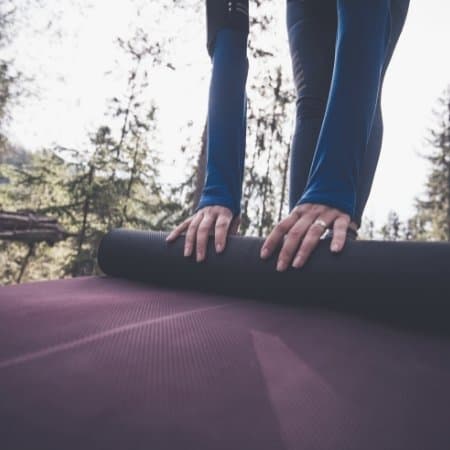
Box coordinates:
[3,0,450,230]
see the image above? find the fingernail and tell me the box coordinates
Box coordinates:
[276,260,285,271]
[216,243,222,252]
[261,248,268,258]
[331,244,339,252]
[293,256,302,268]
[184,247,189,257]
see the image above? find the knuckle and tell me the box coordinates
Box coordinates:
[288,228,302,240]
[188,221,198,232]
[215,205,230,214]
[215,220,228,228]
[278,222,290,234]
[190,218,200,229]
[298,203,310,210]
[304,212,316,222]
[186,231,196,242]
[313,225,325,236]
[303,236,316,248]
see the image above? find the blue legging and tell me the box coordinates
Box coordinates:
[287,0,410,228]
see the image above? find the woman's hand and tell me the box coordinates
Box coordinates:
[260,203,351,271]
[165,206,241,262]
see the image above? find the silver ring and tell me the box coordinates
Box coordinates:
[313,219,327,229]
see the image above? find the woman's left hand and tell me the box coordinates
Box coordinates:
[260,203,351,271]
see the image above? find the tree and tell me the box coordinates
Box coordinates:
[0,0,21,153]
[410,86,450,241]
[380,210,404,241]
[0,148,75,283]
[0,2,187,283]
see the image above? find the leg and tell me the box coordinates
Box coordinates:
[352,0,411,229]
[294,0,393,222]
[286,0,337,212]
[286,0,359,233]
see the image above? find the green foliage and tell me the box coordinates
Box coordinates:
[0,23,179,284]
[377,86,450,242]
[409,86,450,241]
[380,210,406,241]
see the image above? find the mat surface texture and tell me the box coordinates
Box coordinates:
[1,275,450,450]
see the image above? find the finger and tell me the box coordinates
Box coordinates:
[292,214,335,269]
[166,218,190,241]
[276,215,312,271]
[184,212,204,257]
[331,215,351,252]
[215,215,233,253]
[260,212,299,259]
[196,211,217,262]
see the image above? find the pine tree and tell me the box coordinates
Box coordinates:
[380,210,403,241]
[0,10,182,282]
[0,148,74,283]
[411,86,450,241]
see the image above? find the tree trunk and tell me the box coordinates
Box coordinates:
[17,243,35,283]
[191,120,208,214]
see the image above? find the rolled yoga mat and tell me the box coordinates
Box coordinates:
[97,228,450,303]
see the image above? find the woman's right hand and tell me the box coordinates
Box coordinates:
[165,206,241,263]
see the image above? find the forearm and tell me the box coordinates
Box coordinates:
[195,27,249,217]
[296,0,391,218]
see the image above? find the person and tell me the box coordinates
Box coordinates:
[166,0,410,272]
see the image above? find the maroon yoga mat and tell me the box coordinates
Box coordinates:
[1,276,450,450]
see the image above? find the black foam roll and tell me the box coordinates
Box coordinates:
[97,228,450,300]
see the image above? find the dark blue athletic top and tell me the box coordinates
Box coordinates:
[195,28,248,217]
[196,0,390,220]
